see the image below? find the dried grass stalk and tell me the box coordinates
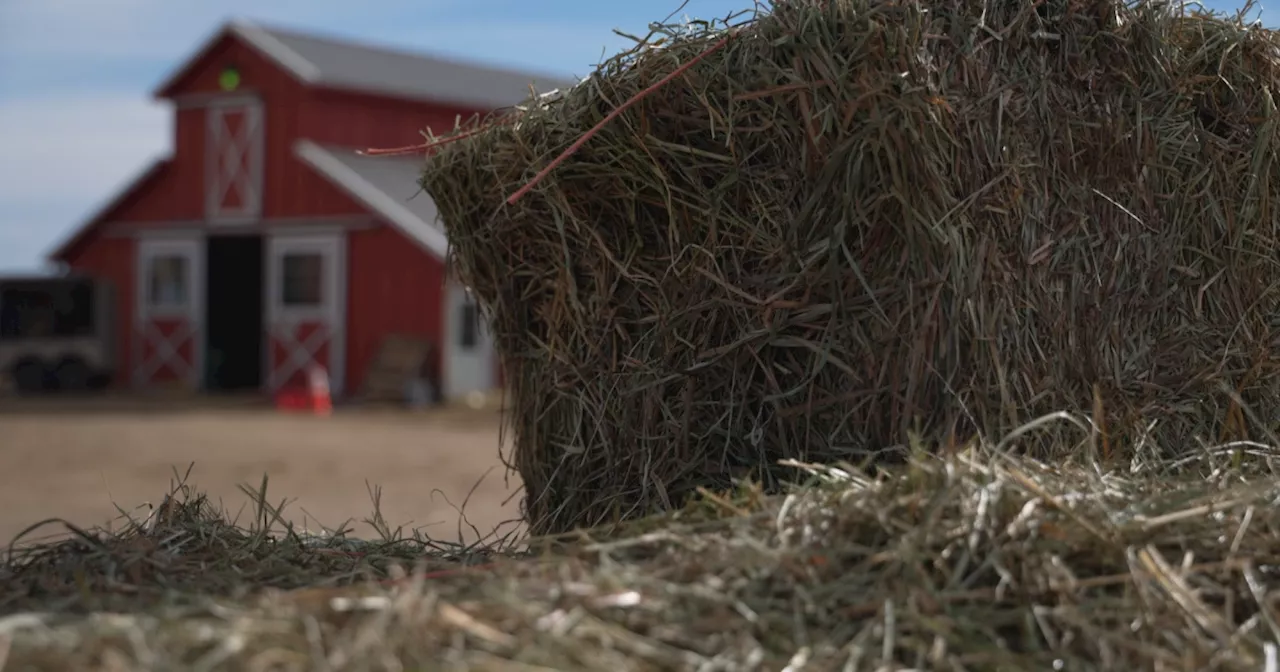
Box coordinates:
[419,0,1280,536]
[7,448,1280,670]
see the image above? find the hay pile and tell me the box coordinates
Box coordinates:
[419,0,1280,536]
[5,444,1280,670]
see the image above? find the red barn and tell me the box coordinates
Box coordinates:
[46,20,571,400]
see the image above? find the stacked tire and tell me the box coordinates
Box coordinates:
[9,356,96,394]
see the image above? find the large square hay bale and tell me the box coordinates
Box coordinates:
[421,0,1280,535]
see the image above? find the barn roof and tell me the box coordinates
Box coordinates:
[154,20,578,109]
[293,140,449,259]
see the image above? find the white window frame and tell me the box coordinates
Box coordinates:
[137,238,203,320]
[267,236,341,324]
[278,251,327,310]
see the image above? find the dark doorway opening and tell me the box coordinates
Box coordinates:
[204,235,264,391]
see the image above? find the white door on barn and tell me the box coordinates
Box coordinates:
[443,281,495,401]
[265,233,346,396]
[205,99,263,224]
[135,236,204,390]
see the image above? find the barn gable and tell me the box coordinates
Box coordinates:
[152,26,302,103]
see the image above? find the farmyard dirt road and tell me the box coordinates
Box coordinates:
[0,401,522,548]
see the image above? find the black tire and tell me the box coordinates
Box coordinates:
[12,358,49,394]
[85,372,111,391]
[53,356,91,393]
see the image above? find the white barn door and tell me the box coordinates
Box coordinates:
[443,281,494,401]
[134,236,204,390]
[265,233,346,396]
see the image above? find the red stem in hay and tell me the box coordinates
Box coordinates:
[505,32,736,205]
[361,129,484,157]
[361,116,520,157]
[360,143,432,157]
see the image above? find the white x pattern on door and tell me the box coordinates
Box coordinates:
[268,323,331,390]
[136,320,196,384]
[205,101,262,222]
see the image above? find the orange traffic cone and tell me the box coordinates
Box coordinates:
[307,364,333,416]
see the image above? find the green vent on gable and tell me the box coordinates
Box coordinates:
[219,67,241,92]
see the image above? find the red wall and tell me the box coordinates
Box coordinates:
[345,225,446,393]
[301,89,482,151]
[61,237,135,386]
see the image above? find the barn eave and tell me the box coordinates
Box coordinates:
[293,140,450,260]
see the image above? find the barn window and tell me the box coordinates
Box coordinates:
[148,255,188,308]
[281,253,323,307]
[459,299,479,350]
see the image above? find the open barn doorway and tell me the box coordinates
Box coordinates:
[204,235,264,391]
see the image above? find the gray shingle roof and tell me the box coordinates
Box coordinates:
[293,141,449,258]
[242,22,578,109]
[239,22,576,109]
[154,19,580,110]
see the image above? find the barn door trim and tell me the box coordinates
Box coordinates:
[442,277,496,401]
[134,235,205,389]
[265,232,346,395]
[205,97,264,224]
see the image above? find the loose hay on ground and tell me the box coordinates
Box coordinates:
[0,475,510,616]
[3,437,1280,670]
[419,0,1280,536]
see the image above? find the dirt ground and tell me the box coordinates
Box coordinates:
[0,397,522,549]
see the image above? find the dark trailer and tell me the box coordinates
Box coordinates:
[0,275,116,393]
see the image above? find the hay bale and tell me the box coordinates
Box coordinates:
[421,0,1280,536]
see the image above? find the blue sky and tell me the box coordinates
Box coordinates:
[0,0,1271,273]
